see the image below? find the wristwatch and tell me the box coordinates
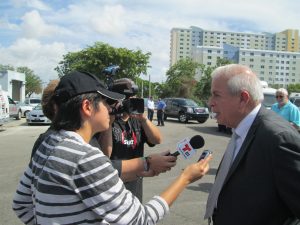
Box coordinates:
[143,156,151,171]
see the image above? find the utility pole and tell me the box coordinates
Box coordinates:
[141,80,143,98]
[148,74,151,97]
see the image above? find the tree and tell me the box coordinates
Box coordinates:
[0,64,14,73]
[164,58,199,98]
[195,58,233,105]
[55,42,151,82]
[287,83,300,94]
[17,67,42,97]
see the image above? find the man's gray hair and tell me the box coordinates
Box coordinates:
[211,64,263,103]
[276,88,288,96]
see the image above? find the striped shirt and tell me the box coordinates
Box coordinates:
[13,130,169,225]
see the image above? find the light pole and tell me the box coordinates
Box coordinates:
[148,74,151,97]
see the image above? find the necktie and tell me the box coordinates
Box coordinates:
[204,132,238,219]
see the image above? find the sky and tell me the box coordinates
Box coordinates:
[1,0,300,84]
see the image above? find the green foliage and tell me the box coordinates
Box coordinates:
[55,42,151,81]
[0,64,14,72]
[287,83,300,93]
[194,65,214,105]
[17,67,42,97]
[164,58,199,98]
[195,58,234,105]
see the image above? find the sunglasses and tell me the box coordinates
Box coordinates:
[276,95,284,99]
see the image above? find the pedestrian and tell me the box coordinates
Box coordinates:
[157,98,166,126]
[271,88,300,130]
[204,64,300,225]
[30,79,59,158]
[147,96,155,121]
[12,70,211,225]
[108,79,174,202]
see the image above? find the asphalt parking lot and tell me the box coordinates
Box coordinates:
[0,117,231,225]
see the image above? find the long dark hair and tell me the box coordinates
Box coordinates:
[53,93,102,131]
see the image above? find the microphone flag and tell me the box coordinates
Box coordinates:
[176,138,196,159]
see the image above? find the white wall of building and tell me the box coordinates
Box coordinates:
[0,70,25,102]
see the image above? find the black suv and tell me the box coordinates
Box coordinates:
[164,98,209,123]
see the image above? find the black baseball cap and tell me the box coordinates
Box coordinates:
[54,71,125,103]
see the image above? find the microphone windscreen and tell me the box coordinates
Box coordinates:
[189,135,205,149]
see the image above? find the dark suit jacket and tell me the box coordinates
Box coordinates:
[213,107,300,225]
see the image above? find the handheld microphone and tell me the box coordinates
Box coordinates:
[169,135,205,159]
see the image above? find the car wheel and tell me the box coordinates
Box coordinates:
[24,110,30,117]
[197,119,207,124]
[16,111,21,120]
[178,113,188,123]
[164,115,167,120]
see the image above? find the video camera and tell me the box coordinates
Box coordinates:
[102,65,144,115]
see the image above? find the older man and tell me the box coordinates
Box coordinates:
[271,88,300,130]
[205,64,300,225]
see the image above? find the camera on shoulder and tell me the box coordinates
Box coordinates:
[102,66,144,115]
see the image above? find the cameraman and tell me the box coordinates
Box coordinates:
[105,78,177,202]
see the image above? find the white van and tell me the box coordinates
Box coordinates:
[262,87,277,109]
[0,89,10,125]
[260,81,277,109]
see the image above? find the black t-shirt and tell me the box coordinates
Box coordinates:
[110,117,154,202]
[110,117,149,160]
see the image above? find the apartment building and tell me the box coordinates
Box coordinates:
[170,26,300,86]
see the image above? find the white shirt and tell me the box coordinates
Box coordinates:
[147,99,155,110]
[232,104,261,159]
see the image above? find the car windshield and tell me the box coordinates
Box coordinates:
[34,105,42,110]
[30,99,41,104]
[293,99,300,107]
[178,99,199,107]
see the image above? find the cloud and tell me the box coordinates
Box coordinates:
[1,0,300,84]
[0,38,77,82]
[20,10,71,39]
[0,19,19,30]
[11,0,51,11]
[89,4,127,36]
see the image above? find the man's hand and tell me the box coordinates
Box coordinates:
[148,151,177,174]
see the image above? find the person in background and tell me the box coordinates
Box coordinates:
[108,80,175,202]
[147,96,155,121]
[271,88,300,130]
[205,64,300,225]
[13,71,211,225]
[30,79,59,158]
[156,98,166,126]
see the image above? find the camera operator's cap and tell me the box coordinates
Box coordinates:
[54,71,125,103]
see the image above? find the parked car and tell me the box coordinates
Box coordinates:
[8,96,21,120]
[290,93,300,110]
[164,98,209,123]
[18,97,41,117]
[24,97,41,107]
[18,103,34,117]
[26,104,51,125]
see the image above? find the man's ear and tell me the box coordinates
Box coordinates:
[240,90,250,106]
[81,99,93,117]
